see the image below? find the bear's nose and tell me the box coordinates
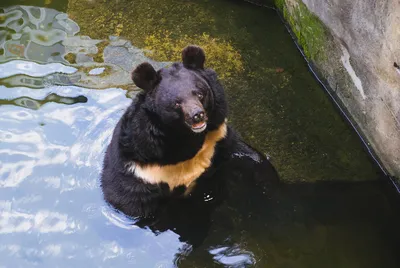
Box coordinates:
[192,111,205,123]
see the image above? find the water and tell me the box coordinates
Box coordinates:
[0,1,399,267]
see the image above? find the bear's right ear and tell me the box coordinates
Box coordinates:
[131,62,160,91]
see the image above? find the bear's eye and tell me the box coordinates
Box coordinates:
[197,92,204,100]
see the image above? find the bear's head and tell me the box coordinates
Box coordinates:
[131,45,227,135]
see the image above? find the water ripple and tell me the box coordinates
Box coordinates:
[0,60,76,78]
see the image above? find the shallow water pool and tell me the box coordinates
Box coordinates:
[0,1,399,267]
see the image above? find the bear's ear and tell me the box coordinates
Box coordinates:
[182,45,205,69]
[131,62,160,91]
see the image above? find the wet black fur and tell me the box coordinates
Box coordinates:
[100,46,279,246]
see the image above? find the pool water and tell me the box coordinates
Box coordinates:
[0,1,399,267]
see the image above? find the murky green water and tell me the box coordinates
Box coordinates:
[0,1,399,267]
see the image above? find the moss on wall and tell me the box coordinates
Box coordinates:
[274,0,327,61]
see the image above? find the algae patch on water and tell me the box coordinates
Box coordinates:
[144,31,244,79]
[88,40,109,63]
[67,0,245,79]
[64,52,76,64]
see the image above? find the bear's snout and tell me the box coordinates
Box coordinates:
[182,101,208,133]
[192,111,205,124]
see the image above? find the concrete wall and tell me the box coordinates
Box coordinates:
[272,0,400,183]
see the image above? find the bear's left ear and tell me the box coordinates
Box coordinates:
[131,62,160,91]
[182,45,205,69]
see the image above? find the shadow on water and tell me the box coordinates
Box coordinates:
[176,180,400,267]
[0,1,399,267]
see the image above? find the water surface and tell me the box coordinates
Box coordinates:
[0,1,399,267]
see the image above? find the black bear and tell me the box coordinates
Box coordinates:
[100,45,279,244]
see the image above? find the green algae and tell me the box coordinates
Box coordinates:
[77,65,113,77]
[64,52,76,64]
[35,33,50,43]
[144,31,244,79]
[274,0,327,61]
[97,65,113,77]
[67,0,244,79]
[87,40,109,63]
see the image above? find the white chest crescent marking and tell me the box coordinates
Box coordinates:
[126,122,227,190]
